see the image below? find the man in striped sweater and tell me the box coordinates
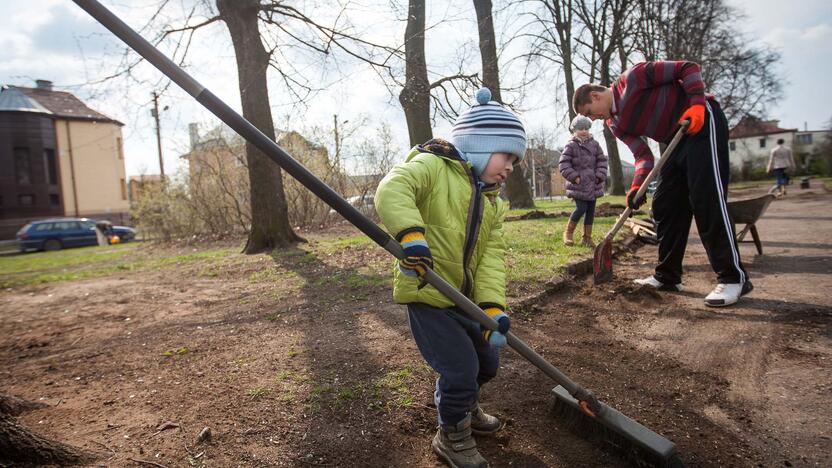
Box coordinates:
[573,60,752,307]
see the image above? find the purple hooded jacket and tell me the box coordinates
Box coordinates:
[558,136,608,201]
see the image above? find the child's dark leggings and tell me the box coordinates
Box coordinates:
[569,199,596,225]
[407,302,499,426]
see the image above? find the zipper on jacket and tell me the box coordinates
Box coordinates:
[460,163,484,297]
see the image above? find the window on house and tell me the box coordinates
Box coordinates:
[796,134,813,145]
[759,138,766,148]
[43,149,58,185]
[14,147,31,185]
[729,141,736,151]
[49,194,60,207]
[19,194,35,206]
[117,137,124,159]
[121,178,127,200]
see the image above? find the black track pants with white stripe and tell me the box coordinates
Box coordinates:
[652,100,748,285]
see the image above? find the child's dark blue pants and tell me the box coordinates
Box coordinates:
[406,302,499,426]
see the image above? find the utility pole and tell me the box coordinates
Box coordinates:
[530,150,536,199]
[151,91,165,181]
[333,114,340,171]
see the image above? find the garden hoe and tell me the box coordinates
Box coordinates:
[593,122,688,285]
[72,1,683,465]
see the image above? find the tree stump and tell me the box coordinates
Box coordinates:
[0,394,97,466]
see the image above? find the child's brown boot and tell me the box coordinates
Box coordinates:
[432,415,488,468]
[470,404,504,435]
[581,224,595,247]
[563,220,577,246]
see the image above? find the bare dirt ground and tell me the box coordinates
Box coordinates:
[1,184,829,467]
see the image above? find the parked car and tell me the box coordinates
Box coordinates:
[16,218,136,252]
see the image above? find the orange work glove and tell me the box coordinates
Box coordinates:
[678,104,705,134]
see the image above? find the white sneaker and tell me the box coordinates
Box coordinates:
[634,275,683,292]
[704,281,754,307]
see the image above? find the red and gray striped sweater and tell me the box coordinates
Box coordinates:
[606,61,713,189]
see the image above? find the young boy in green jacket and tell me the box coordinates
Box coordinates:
[374,88,525,468]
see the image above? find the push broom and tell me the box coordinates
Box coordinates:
[72,1,682,465]
[593,122,688,285]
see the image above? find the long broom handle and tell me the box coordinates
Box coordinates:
[72,0,593,400]
[601,122,689,244]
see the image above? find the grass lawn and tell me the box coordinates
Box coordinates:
[504,216,618,288]
[0,243,238,288]
[0,197,635,294]
[507,194,629,216]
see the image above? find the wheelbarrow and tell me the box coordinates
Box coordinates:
[726,194,776,255]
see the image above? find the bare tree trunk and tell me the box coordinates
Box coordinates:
[399,0,432,146]
[474,0,534,208]
[217,0,303,253]
[600,55,626,195]
[0,395,96,466]
[574,0,631,196]
[603,124,626,194]
[474,0,501,103]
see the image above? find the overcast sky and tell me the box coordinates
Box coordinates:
[1,0,830,177]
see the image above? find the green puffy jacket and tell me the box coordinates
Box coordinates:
[374,139,508,310]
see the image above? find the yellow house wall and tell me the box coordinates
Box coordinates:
[55,119,129,216]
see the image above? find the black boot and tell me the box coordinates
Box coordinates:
[432,415,488,468]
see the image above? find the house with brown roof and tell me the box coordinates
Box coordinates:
[0,79,130,239]
[728,116,827,179]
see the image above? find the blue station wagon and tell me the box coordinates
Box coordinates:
[16,218,136,252]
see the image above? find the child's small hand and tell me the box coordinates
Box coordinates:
[484,330,508,348]
[481,308,510,348]
[399,231,432,277]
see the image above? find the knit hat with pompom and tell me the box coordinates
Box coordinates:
[449,87,526,177]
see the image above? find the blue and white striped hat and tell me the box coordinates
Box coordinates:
[450,87,526,177]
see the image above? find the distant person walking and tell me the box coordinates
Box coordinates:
[767,138,796,196]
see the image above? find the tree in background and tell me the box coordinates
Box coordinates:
[87,0,396,252]
[400,0,433,146]
[216,0,304,251]
[634,0,782,125]
[474,0,535,208]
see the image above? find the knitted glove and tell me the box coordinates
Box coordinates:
[626,186,647,210]
[398,231,433,277]
[480,306,510,348]
[679,104,705,134]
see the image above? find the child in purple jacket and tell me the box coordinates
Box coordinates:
[558,115,608,247]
